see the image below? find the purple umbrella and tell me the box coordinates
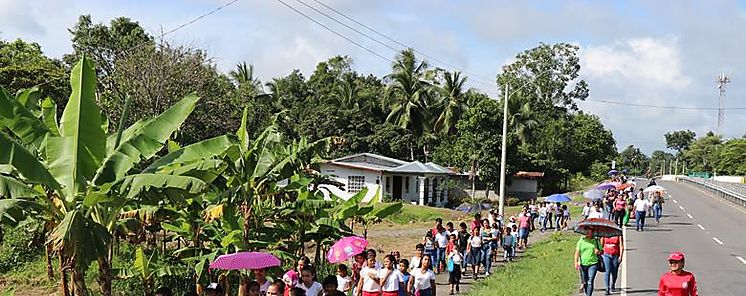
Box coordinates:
[209,252,281,270]
[596,183,616,190]
[608,169,619,175]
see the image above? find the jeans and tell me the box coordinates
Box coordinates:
[606,205,614,220]
[547,213,553,228]
[468,248,482,267]
[435,247,446,271]
[612,210,625,227]
[539,215,547,231]
[602,254,620,292]
[579,264,599,296]
[653,204,662,222]
[481,244,492,273]
[555,215,562,230]
[635,210,646,230]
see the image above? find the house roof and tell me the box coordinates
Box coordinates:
[325,153,452,175]
[514,171,545,178]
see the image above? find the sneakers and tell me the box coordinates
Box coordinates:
[485,271,490,276]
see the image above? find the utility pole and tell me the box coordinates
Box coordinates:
[716,73,731,136]
[498,83,509,217]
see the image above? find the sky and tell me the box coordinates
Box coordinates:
[1,0,745,155]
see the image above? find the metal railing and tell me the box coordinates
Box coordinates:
[679,176,746,208]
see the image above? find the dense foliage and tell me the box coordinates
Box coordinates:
[0,15,621,296]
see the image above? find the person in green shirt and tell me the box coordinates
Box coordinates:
[574,229,601,296]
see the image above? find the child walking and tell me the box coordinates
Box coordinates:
[446,234,463,294]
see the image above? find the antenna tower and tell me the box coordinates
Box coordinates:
[716,73,731,136]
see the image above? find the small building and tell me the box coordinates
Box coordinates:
[508,171,544,200]
[318,153,452,206]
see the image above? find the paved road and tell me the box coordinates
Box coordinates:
[586,180,746,295]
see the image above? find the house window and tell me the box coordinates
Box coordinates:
[348,176,365,193]
[386,177,391,192]
[405,177,410,193]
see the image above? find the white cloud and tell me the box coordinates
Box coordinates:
[0,0,45,35]
[583,37,690,89]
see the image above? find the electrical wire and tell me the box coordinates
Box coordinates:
[294,0,498,90]
[31,0,240,90]
[584,98,746,110]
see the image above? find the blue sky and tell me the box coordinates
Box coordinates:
[2,0,745,155]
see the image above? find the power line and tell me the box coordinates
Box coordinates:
[32,0,240,89]
[307,0,499,89]
[275,0,394,63]
[584,98,746,110]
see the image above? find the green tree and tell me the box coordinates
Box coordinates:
[0,57,223,296]
[384,48,432,159]
[681,132,722,173]
[229,62,262,94]
[433,71,469,135]
[0,39,69,106]
[618,145,649,175]
[664,130,696,154]
[715,138,746,175]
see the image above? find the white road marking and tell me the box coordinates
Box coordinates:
[686,213,694,219]
[737,256,746,265]
[697,224,705,230]
[621,225,627,296]
[713,237,724,245]
[679,205,685,211]
[673,199,678,203]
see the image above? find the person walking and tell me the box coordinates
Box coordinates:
[446,235,463,295]
[466,227,483,279]
[612,196,627,228]
[539,202,548,232]
[601,235,624,295]
[574,229,602,296]
[633,194,651,231]
[480,220,494,275]
[434,226,449,273]
[652,191,665,223]
[378,255,403,296]
[658,252,698,296]
[408,255,436,296]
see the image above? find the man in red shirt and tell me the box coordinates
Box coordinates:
[658,252,697,296]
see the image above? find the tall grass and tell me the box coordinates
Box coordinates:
[468,232,579,296]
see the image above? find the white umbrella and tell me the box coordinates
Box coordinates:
[643,185,667,193]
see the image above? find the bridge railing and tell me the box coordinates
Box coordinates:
[678,176,746,208]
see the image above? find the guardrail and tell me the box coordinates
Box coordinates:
[679,176,746,208]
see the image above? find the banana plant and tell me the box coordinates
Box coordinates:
[113,247,180,296]
[0,57,229,296]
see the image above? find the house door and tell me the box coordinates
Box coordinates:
[392,176,403,200]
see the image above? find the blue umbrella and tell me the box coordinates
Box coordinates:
[544,193,572,203]
[596,183,616,190]
[608,169,619,175]
[583,189,604,200]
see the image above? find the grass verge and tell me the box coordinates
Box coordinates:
[384,203,465,224]
[467,232,578,296]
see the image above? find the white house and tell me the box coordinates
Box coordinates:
[318,153,453,206]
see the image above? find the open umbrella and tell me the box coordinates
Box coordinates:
[574,218,622,238]
[616,183,634,191]
[643,185,667,193]
[210,252,281,270]
[608,169,619,175]
[596,183,616,190]
[327,236,368,264]
[544,193,572,203]
[583,189,605,201]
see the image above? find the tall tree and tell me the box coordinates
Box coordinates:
[0,39,69,106]
[664,130,696,154]
[433,71,469,135]
[384,48,431,159]
[230,62,262,94]
[618,145,649,175]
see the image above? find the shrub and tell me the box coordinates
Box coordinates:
[0,224,44,273]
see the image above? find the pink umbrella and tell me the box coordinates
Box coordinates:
[327,236,368,264]
[209,251,281,270]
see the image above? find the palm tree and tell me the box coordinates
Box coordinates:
[434,71,469,135]
[230,62,262,94]
[384,49,431,159]
[507,93,538,145]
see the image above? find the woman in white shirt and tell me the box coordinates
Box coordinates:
[356,256,381,296]
[465,227,483,279]
[378,255,403,296]
[407,255,436,296]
